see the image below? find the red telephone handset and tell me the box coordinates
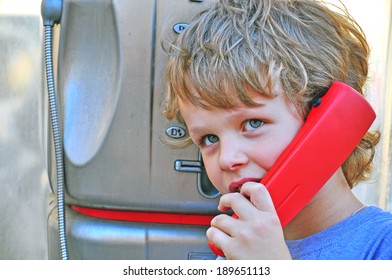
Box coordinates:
[209,81,376,257]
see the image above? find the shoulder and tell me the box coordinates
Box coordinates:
[354,206,392,234]
[355,206,392,259]
[361,206,392,224]
[286,206,392,260]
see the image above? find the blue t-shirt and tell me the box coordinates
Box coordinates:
[286,206,392,260]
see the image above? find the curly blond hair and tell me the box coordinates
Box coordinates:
[162,0,380,187]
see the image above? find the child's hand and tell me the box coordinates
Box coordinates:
[206,182,292,259]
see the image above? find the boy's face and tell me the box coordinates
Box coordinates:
[178,88,304,194]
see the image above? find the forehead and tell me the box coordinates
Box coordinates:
[178,88,284,122]
[180,74,242,109]
[182,74,283,111]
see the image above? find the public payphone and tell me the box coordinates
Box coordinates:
[43,0,220,260]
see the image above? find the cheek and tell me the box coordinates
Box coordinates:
[252,138,292,170]
[254,145,280,170]
[202,157,225,192]
[256,125,303,170]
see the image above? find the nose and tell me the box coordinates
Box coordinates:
[218,137,249,171]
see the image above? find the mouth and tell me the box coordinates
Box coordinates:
[228,177,262,193]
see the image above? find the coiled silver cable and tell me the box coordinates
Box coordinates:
[44,25,69,260]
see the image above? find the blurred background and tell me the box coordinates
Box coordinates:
[0,0,391,259]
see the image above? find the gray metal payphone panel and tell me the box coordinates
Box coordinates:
[46,0,220,259]
[50,0,219,212]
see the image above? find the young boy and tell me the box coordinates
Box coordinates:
[162,0,392,259]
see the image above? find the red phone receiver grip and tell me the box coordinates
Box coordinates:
[209,82,376,257]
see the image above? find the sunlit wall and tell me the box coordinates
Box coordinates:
[0,0,49,259]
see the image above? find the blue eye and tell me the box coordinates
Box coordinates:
[244,119,264,131]
[202,134,219,146]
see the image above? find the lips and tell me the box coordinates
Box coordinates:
[228,177,262,193]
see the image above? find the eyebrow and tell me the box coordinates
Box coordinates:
[187,103,268,135]
[187,126,206,138]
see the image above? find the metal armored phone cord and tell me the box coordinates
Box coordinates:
[42,0,69,260]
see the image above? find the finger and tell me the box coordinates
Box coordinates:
[206,220,233,254]
[210,213,238,235]
[240,182,277,214]
[218,192,263,222]
[217,192,251,215]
